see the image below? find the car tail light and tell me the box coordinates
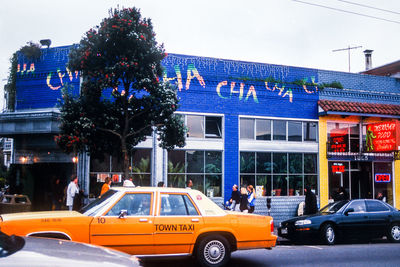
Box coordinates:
[270,219,274,233]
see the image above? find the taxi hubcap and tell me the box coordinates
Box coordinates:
[326,227,335,243]
[391,225,400,240]
[204,240,225,264]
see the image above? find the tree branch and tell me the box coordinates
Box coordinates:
[97,127,122,139]
[126,124,158,138]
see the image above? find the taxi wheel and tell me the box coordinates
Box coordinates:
[388,223,400,243]
[196,235,231,267]
[320,223,336,245]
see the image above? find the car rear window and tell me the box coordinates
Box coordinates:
[366,200,390,212]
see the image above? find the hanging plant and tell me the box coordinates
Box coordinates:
[5,42,42,111]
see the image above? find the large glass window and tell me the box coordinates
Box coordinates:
[186,114,223,139]
[187,115,204,138]
[240,152,318,197]
[256,119,271,140]
[240,118,318,143]
[168,150,222,197]
[240,118,254,139]
[327,122,359,153]
[288,121,302,141]
[304,122,317,141]
[89,149,151,196]
[273,120,286,140]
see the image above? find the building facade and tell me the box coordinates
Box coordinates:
[1,46,400,222]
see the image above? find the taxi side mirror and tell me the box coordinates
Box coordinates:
[344,208,354,216]
[118,209,128,218]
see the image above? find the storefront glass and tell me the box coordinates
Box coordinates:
[240,152,318,196]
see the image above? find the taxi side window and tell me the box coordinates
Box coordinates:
[106,193,151,216]
[346,200,366,213]
[160,194,199,216]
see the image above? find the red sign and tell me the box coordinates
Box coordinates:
[331,163,345,173]
[375,173,391,183]
[329,128,348,152]
[366,121,400,152]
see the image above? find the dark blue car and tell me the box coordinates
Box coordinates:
[278,199,400,245]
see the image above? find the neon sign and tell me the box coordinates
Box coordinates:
[331,163,345,173]
[375,173,391,183]
[328,128,348,153]
[366,121,400,152]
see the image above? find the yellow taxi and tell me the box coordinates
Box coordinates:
[0,187,276,266]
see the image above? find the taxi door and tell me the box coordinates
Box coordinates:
[90,192,155,255]
[153,192,204,255]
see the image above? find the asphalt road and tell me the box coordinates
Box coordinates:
[141,242,400,267]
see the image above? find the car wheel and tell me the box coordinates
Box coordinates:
[388,223,400,243]
[320,224,336,245]
[196,235,231,267]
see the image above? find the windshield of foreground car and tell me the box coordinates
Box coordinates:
[80,189,118,215]
[0,231,25,257]
[319,200,349,214]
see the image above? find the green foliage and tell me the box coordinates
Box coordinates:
[131,157,150,184]
[57,7,186,177]
[319,81,343,90]
[168,161,185,187]
[19,41,42,60]
[5,42,42,111]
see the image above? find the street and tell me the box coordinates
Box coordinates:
[142,241,400,267]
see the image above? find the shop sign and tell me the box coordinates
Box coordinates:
[366,121,400,152]
[329,129,348,153]
[375,173,391,183]
[331,163,345,174]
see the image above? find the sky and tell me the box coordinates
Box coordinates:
[1,0,400,110]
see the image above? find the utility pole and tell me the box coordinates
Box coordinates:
[332,45,362,72]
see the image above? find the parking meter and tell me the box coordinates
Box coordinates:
[266,197,271,216]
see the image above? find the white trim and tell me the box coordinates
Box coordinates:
[176,111,225,117]
[238,114,318,122]
[240,140,318,153]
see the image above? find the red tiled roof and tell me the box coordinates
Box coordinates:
[318,100,400,116]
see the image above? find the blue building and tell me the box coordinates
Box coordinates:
[1,46,399,223]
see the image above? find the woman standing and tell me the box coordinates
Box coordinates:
[247,185,256,213]
[239,187,249,213]
[100,177,111,196]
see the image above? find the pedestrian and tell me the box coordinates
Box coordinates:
[304,185,318,215]
[66,176,79,211]
[186,179,193,189]
[239,187,249,213]
[100,177,111,196]
[333,186,349,201]
[377,191,386,202]
[123,177,135,187]
[157,181,165,187]
[52,177,64,210]
[228,184,240,211]
[247,185,256,213]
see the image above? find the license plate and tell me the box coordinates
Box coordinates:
[281,228,288,234]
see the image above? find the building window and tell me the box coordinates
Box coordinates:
[304,122,317,141]
[89,149,152,196]
[273,120,286,141]
[168,150,222,197]
[327,122,359,153]
[240,118,317,143]
[186,114,222,139]
[240,118,254,139]
[256,119,271,140]
[240,152,318,196]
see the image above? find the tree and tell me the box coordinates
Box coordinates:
[56,7,186,180]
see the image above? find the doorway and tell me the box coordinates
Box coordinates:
[350,162,372,199]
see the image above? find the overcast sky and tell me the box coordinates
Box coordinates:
[1,0,399,110]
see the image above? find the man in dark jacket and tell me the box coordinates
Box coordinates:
[228,184,240,211]
[304,185,318,215]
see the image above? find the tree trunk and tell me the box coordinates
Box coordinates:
[121,138,130,181]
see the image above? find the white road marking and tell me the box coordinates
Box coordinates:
[306,246,323,250]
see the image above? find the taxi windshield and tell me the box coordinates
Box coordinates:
[319,200,349,214]
[80,190,118,215]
